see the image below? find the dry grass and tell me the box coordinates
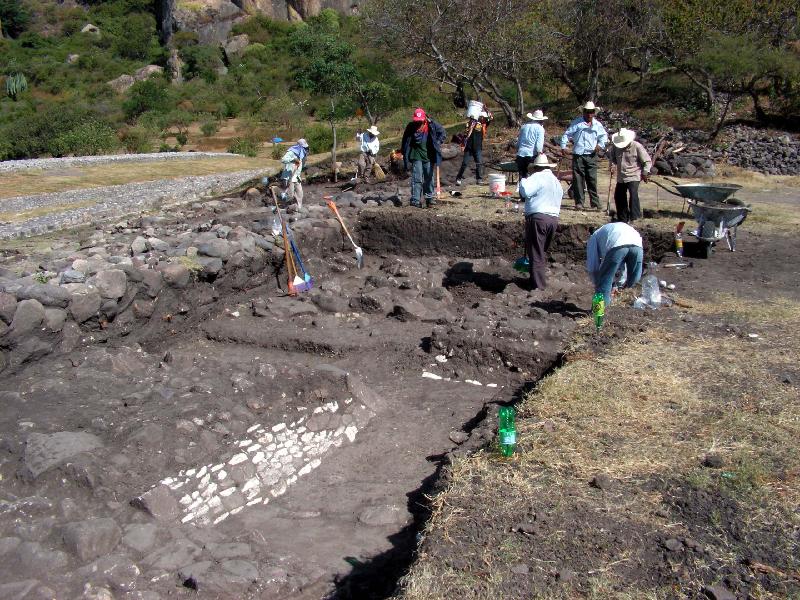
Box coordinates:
[0,200,95,224]
[396,284,800,600]
[0,156,273,200]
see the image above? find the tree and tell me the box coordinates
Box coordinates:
[0,0,30,38]
[364,0,541,126]
[291,10,359,180]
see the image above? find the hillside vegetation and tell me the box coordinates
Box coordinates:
[1,0,798,161]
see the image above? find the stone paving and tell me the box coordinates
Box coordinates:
[0,169,266,239]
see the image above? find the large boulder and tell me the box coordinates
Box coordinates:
[16,284,71,308]
[107,74,135,94]
[224,34,250,60]
[9,299,45,336]
[21,432,103,480]
[134,65,164,81]
[69,289,102,323]
[0,292,18,324]
[94,270,128,299]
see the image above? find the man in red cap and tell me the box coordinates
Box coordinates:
[401,108,446,208]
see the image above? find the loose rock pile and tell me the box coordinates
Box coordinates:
[723,125,800,175]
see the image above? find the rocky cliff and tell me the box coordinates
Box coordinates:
[156,0,360,44]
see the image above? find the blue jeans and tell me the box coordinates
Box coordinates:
[411,159,434,206]
[595,245,643,305]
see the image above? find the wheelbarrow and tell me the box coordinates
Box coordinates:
[686,198,751,258]
[649,176,742,213]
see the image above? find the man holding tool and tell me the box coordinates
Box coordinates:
[355,125,380,181]
[279,138,309,208]
[401,108,446,208]
[455,109,491,186]
[559,101,609,210]
[607,127,652,223]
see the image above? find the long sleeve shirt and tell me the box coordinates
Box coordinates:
[357,132,380,155]
[586,222,642,275]
[518,169,563,217]
[560,117,608,155]
[516,122,545,157]
[608,141,652,182]
[281,148,305,182]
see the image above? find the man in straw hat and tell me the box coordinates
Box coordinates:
[518,153,564,290]
[279,138,309,208]
[355,125,381,181]
[559,101,609,210]
[515,109,547,180]
[607,127,652,223]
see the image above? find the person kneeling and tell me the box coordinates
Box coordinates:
[519,154,564,290]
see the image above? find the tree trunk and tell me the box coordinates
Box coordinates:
[709,94,733,141]
[477,78,519,127]
[514,77,525,119]
[750,90,767,122]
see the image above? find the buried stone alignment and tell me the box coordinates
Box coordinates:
[0,188,672,597]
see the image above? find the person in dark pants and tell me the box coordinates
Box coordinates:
[515,110,547,180]
[559,101,608,210]
[518,154,564,290]
[607,128,652,222]
[456,111,491,185]
[401,108,446,208]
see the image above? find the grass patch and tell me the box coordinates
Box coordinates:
[0,157,275,200]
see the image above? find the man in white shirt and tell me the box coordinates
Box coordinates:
[518,154,564,290]
[515,110,547,180]
[355,125,380,180]
[586,222,643,305]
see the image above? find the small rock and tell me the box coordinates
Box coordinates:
[69,289,102,323]
[21,431,103,480]
[130,236,147,254]
[513,522,537,535]
[43,308,66,332]
[448,431,469,444]
[510,563,529,574]
[61,269,86,284]
[589,473,612,490]
[107,74,134,93]
[140,270,163,298]
[161,263,191,288]
[130,485,179,521]
[556,568,576,582]
[146,237,169,253]
[220,559,259,581]
[357,505,409,527]
[77,554,140,593]
[663,538,683,552]
[196,239,231,259]
[94,269,127,299]
[780,373,793,385]
[702,453,725,468]
[703,584,737,600]
[61,518,122,561]
[16,541,68,572]
[0,291,18,323]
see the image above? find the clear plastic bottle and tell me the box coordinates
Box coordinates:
[498,406,516,457]
[271,216,281,237]
[641,265,662,307]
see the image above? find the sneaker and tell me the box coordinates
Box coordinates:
[455,179,462,186]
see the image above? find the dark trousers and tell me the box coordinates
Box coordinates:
[524,213,559,290]
[572,153,600,208]
[456,145,483,181]
[614,180,641,222]
[515,155,533,180]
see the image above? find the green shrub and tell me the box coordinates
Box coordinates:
[303,123,333,154]
[221,96,242,119]
[158,142,178,152]
[180,44,222,84]
[50,119,119,156]
[0,0,31,38]
[228,136,261,157]
[175,130,188,145]
[123,79,171,120]
[200,120,218,137]
[113,12,156,60]
[120,125,153,153]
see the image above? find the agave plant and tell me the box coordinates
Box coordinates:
[5,72,28,101]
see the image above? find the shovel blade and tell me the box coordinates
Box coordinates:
[355,247,364,269]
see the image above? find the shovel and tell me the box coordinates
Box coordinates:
[325,196,364,268]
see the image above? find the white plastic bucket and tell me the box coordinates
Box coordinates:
[488,174,506,196]
[466,100,484,120]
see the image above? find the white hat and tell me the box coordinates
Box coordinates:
[297,138,309,148]
[582,101,599,112]
[532,154,558,169]
[526,109,548,121]
[612,128,636,148]
[366,125,380,136]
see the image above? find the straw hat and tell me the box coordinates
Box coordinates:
[526,109,548,121]
[366,125,380,136]
[582,101,599,112]
[612,128,636,148]
[297,138,309,148]
[532,154,558,169]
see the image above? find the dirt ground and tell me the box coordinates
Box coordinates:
[0,141,798,599]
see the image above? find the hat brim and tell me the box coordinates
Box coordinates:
[533,161,558,169]
[612,134,635,148]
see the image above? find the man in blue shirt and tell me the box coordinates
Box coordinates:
[515,110,547,180]
[560,101,609,210]
[518,154,563,290]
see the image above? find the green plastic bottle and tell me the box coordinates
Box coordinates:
[592,292,605,331]
[498,406,516,457]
